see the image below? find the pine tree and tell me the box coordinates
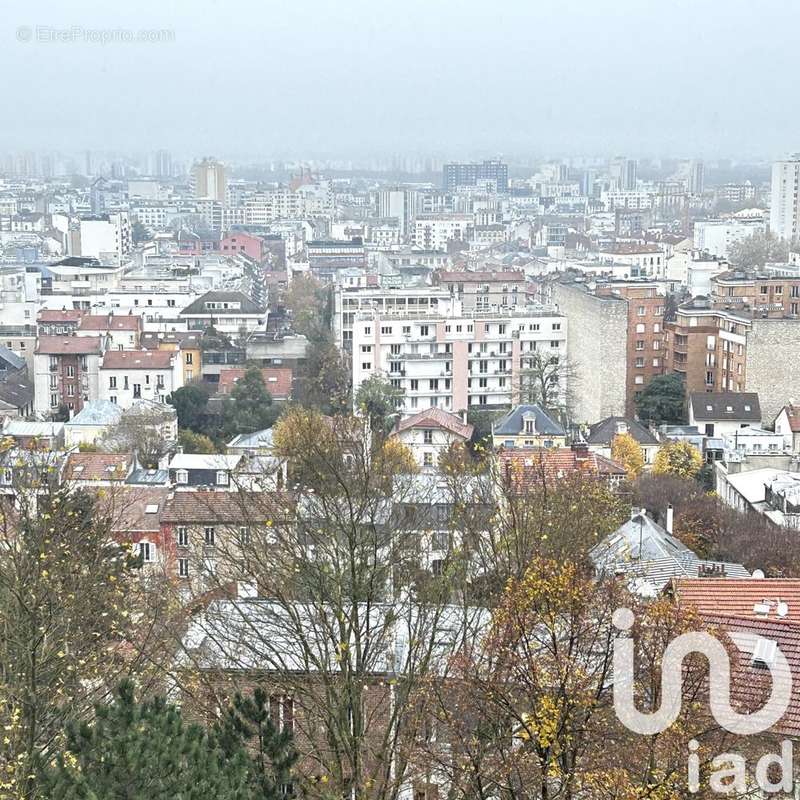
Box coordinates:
[215,687,299,800]
[40,680,255,800]
[222,367,279,440]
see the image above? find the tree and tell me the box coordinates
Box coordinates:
[39,680,255,799]
[282,274,327,340]
[653,439,703,479]
[222,367,279,441]
[635,373,685,426]
[610,432,644,478]
[178,428,217,454]
[0,449,167,799]
[131,219,151,244]
[516,352,578,417]
[102,405,176,468]
[296,337,351,414]
[215,687,299,800]
[168,382,215,433]
[354,374,404,440]
[728,230,789,268]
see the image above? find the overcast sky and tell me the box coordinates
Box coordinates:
[2,0,796,160]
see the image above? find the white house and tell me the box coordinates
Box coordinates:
[688,392,761,438]
[774,405,800,455]
[99,350,183,409]
[390,407,474,470]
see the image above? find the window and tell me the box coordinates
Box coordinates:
[138,541,154,563]
[65,365,75,377]
[381,326,392,335]
[176,469,188,484]
[109,376,117,389]
[178,526,189,546]
[423,452,434,467]
[635,357,645,368]
[204,527,215,546]
[552,322,561,331]
[550,340,560,348]
[410,379,419,390]
[216,470,229,486]
[361,362,371,371]
[635,340,645,350]
[178,558,190,577]
[239,526,251,545]
[637,306,646,316]
[185,352,193,365]
[636,323,645,333]
[423,430,433,444]
[133,383,141,398]
[50,393,59,408]
[634,375,644,385]
[109,395,117,404]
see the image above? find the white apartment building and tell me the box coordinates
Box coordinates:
[99,349,183,408]
[693,219,766,259]
[413,214,474,251]
[333,285,454,349]
[769,156,800,241]
[602,191,653,212]
[130,201,182,231]
[77,212,132,264]
[351,304,567,417]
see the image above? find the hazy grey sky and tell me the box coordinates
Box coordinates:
[2,0,797,159]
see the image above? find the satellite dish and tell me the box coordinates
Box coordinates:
[777,602,789,618]
[752,569,765,579]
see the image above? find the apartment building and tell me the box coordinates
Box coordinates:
[99,349,183,408]
[333,285,453,350]
[598,244,665,278]
[33,335,103,416]
[663,298,750,394]
[413,214,474,251]
[593,282,666,415]
[710,269,800,318]
[76,313,142,350]
[434,270,527,312]
[769,156,800,241]
[351,304,567,417]
[693,219,765,259]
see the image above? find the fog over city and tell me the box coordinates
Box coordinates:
[3,0,798,159]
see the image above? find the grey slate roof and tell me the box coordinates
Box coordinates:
[0,347,26,371]
[180,290,265,316]
[591,510,750,595]
[689,392,761,422]
[492,404,565,437]
[0,373,33,410]
[587,416,658,446]
[66,400,123,426]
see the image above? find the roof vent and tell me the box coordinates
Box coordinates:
[753,602,771,616]
[751,637,778,667]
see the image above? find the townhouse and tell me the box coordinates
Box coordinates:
[99,349,183,408]
[33,335,103,416]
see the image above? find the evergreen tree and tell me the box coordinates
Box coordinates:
[222,367,279,440]
[635,373,686,426]
[40,681,254,800]
[215,688,299,800]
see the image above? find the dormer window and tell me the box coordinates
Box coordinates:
[176,469,188,485]
[523,415,536,435]
[216,470,229,486]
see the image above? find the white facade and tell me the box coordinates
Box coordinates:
[769,157,800,241]
[78,211,132,264]
[413,214,473,251]
[693,219,765,258]
[352,305,567,417]
[99,352,183,409]
[392,423,467,470]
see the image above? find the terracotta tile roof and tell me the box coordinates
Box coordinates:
[65,453,133,482]
[498,446,626,490]
[38,309,84,323]
[92,487,170,534]
[35,335,103,355]
[161,491,293,524]
[101,350,174,369]
[393,407,473,440]
[217,367,293,400]
[700,613,800,738]
[77,314,141,332]
[778,404,800,433]
[676,578,800,625]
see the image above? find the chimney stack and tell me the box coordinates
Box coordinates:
[666,504,674,534]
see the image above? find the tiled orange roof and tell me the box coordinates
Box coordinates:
[218,367,293,400]
[36,335,103,355]
[101,350,174,369]
[780,404,800,433]
[38,309,84,323]
[394,407,473,439]
[498,446,626,490]
[65,453,132,482]
[676,578,800,625]
[78,314,141,332]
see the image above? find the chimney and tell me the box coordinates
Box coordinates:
[571,440,589,462]
[665,504,674,534]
